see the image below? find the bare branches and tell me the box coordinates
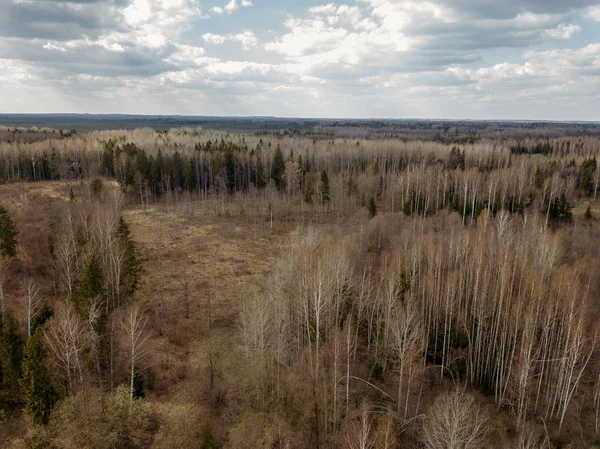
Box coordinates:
[122,303,149,401]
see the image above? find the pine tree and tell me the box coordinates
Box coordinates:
[255,159,266,189]
[81,254,105,303]
[368,197,377,218]
[320,169,330,204]
[0,315,24,399]
[20,331,58,426]
[271,145,285,190]
[0,205,18,258]
[116,217,141,302]
[304,171,315,204]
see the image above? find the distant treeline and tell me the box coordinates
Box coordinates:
[0,130,599,225]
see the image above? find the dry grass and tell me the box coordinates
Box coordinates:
[125,203,292,395]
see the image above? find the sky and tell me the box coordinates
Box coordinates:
[0,0,599,120]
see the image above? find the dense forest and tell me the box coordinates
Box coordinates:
[1,126,600,448]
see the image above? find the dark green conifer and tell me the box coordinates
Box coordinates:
[20,332,58,426]
[271,145,285,190]
[0,205,18,258]
[320,169,330,204]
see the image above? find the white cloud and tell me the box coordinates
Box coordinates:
[211,0,253,15]
[1,0,599,118]
[43,42,67,52]
[203,31,258,49]
[203,33,227,45]
[585,5,600,21]
[544,24,581,40]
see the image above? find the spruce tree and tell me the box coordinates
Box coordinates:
[0,315,24,399]
[368,197,377,218]
[0,205,18,258]
[116,217,141,302]
[271,145,285,190]
[320,169,330,204]
[304,171,315,204]
[20,331,58,425]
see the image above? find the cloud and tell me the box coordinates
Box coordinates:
[585,5,600,21]
[0,0,599,119]
[203,33,227,45]
[211,0,252,15]
[203,31,258,49]
[543,23,581,40]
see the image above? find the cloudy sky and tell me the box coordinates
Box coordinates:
[1,0,599,120]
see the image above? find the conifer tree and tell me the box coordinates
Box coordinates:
[368,197,377,218]
[116,217,141,301]
[304,171,315,204]
[271,145,286,190]
[20,331,58,426]
[0,315,24,398]
[320,168,330,204]
[0,205,18,259]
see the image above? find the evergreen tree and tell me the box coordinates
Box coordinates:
[0,315,24,399]
[368,197,377,218]
[20,331,58,426]
[90,179,103,198]
[585,204,593,219]
[548,194,573,223]
[448,147,465,170]
[577,158,597,196]
[320,169,330,204]
[116,217,141,302]
[255,159,266,189]
[304,171,315,204]
[271,145,285,190]
[0,205,18,258]
[81,254,105,302]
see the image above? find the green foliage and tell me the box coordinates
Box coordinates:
[304,171,315,204]
[0,205,18,258]
[584,204,593,219]
[577,158,597,196]
[271,145,286,190]
[115,217,141,303]
[80,254,105,305]
[101,139,116,177]
[368,196,377,218]
[30,304,54,336]
[47,387,151,449]
[320,168,330,203]
[0,315,24,401]
[447,146,465,170]
[255,159,266,189]
[107,385,151,447]
[200,422,216,449]
[90,178,103,198]
[548,194,573,223]
[20,332,58,426]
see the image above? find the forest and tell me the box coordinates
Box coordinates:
[0,124,599,449]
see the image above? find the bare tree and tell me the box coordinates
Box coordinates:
[24,278,43,337]
[421,390,491,449]
[122,303,149,401]
[343,403,375,449]
[45,302,87,394]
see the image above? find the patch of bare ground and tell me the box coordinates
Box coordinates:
[124,202,294,398]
